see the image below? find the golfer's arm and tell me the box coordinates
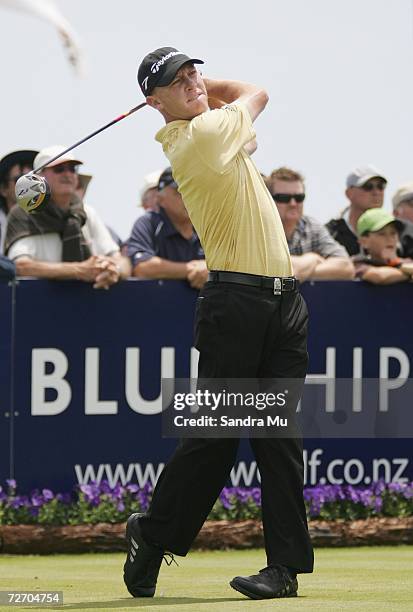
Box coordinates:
[204,78,269,121]
[133,257,189,280]
[14,256,84,280]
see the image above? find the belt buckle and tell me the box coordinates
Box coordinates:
[273,277,282,295]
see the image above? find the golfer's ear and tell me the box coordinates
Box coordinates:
[147,95,162,111]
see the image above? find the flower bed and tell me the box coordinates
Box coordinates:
[0,480,412,526]
[0,480,412,553]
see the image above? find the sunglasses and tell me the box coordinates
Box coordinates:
[272,193,305,204]
[51,163,79,174]
[360,180,386,192]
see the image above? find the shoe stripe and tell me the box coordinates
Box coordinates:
[131,548,136,557]
[129,554,134,563]
[131,537,139,549]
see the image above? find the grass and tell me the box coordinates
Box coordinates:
[0,547,412,611]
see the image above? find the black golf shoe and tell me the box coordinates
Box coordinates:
[230,564,298,600]
[123,513,173,597]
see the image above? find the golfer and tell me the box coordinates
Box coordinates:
[124,46,314,600]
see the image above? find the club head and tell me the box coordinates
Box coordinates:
[15,173,50,213]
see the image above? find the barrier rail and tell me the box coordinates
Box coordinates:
[0,279,411,491]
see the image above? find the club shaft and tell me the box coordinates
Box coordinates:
[33,102,147,173]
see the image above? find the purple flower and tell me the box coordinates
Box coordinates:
[6,479,16,492]
[374,497,383,513]
[56,493,72,504]
[31,493,44,507]
[8,497,24,509]
[42,489,54,501]
[98,480,112,494]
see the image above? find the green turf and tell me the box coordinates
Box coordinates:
[0,547,412,611]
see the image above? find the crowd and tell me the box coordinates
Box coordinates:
[1,146,413,288]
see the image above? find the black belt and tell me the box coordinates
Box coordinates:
[208,271,297,295]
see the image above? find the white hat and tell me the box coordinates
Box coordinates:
[392,181,413,209]
[140,169,163,200]
[34,145,83,171]
[346,164,387,188]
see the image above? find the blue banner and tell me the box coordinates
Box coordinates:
[0,279,411,492]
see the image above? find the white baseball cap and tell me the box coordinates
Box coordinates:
[140,169,163,200]
[346,164,387,188]
[392,181,413,209]
[34,145,83,171]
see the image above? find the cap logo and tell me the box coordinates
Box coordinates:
[150,51,184,74]
[141,76,149,91]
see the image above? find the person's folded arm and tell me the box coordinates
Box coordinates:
[361,266,410,285]
[290,253,323,282]
[133,256,190,280]
[311,257,355,280]
[14,255,106,282]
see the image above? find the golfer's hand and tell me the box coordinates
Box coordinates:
[93,257,121,290]
[186,260,208,289]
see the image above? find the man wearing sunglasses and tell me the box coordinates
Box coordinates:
[5,145,130,289]
[326,165,388,256]
[0,149,37,254]
[269,167,354,282]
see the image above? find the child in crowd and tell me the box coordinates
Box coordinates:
[354,208,413,284]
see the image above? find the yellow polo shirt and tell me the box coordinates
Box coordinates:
[155,102,292,277]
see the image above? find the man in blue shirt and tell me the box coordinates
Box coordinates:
[127,167,207,289]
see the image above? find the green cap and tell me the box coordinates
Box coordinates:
[357,208,404,236]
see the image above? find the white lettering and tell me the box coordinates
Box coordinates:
[85,348,118,415]
[392,458,409,483]
[300,347,336,412]
[379,347,410,411]
[307,448,323,484]
[230,461,259,486]
[150,51,184,74]
[372,458,391,482]
[31,348,71,415]
[326,458,344,484]
[343,458,364,484]
[125,347,175,414]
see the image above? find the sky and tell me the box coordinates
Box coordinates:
[1,0,413,240]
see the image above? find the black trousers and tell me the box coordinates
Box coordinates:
[141,281,314,574]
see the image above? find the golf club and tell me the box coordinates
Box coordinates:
[15,101,147,213]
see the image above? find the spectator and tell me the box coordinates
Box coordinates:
[392,182,413,258]
[354,208,413,284]
[75,172,92,201]
[140,170,162,212]
[268,167,354,281]
[326,164,387,256]
[0,149,37,253]
[127,167,207,289]
[4,145,130,289]
[75,171,124,250]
